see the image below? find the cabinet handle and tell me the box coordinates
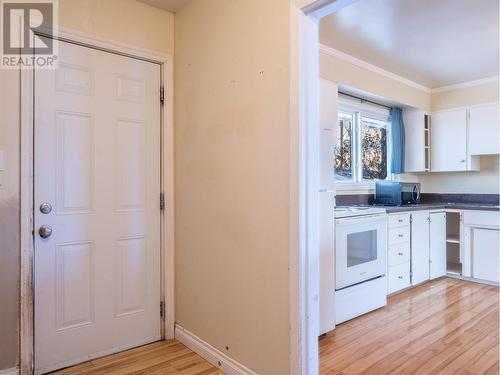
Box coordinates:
[398,276,403,279]
[398,234,404,238]
[398,219,403,223]
[398,252,404,256]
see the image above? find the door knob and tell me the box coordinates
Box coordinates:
[39,225,53,239]
[40,202,52,214]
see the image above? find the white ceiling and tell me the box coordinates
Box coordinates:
[138,0,191,13]
[319,0,499,89]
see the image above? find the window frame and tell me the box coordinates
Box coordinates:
[335,98,396,191]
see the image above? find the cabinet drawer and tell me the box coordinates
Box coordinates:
[388,243,410,266]
[388,214,410,228]
[388,226,410,244]
[388,262,411,294]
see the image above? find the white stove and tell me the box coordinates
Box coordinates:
[333,205,388,324]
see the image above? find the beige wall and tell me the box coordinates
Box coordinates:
[0,1,173,370]
[320,51,431,111]
[174,1,291,374]
[0,70,21,370]
[431,81,499,111]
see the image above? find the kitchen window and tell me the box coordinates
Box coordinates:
[335,99,393,187]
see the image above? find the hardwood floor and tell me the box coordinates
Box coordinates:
[50,340,221,375]
[320,278,499,375]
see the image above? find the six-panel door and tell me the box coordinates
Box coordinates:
[34,38,162,374]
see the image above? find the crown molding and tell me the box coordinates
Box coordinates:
[430,76,500,93]
[319,43,432,93]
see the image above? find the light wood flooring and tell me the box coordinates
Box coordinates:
[320,278,499,374]
[50,340,221,375]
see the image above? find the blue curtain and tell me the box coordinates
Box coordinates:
[389,108,405,174]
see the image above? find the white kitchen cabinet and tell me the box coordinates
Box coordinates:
[462,211,500,283]
[403,109,430,172]
[469,103,500,155]
[472,228,500,283]
[430,212,447,279]
[387,213,411,294]
[411,212,430,285]
[431,109,479,172]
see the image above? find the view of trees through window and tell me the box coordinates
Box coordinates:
[335,110,390,182]
[335,113,353,180]
[362,118,387,180]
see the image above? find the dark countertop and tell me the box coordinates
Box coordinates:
[374,203,499,213]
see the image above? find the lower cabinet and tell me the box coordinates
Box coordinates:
[387,213,411,294]
[411,212,430,285]
[429,212,447,279]
[471,228,500,283]
[388,210,447,295]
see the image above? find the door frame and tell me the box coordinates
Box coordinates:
[19,27,175,375]
[290,1,359,374]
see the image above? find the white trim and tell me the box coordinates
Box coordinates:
[174,325,257,375]
[0,368,18,375]
[319,43,432,93]
[431,76,500,93]
[20,28,175,374]
[289,5,303,375]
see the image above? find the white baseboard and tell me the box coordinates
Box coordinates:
[0,367,19,375]
[175,324,257,375]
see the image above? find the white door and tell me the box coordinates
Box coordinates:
[469,104,500,155]
[472,228,500,283]
[34,39,162,374]
[429,212,447,279]
[410,212,430,285]
[431,109,467,171]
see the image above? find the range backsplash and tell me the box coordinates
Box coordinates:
[335,193,500,206]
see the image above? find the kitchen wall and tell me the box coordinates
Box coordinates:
[0,1,174,370]
[174,1,291,374]
[320,50,431,111]
[321,49,499,196]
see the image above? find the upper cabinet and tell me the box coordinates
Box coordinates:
[404,109,430,172]
[404,102,499,173]
[430,109,479,172]
[469,103,500,155]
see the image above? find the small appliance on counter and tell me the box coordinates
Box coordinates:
[374,181,421,206]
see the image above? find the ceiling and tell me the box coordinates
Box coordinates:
[138,0,191,13]
[319,0,499,89]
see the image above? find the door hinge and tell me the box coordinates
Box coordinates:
[160,86,165,105]
[160,301,165,318]
[160,192,165,210]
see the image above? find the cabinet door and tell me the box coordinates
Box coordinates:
[403,108,426,172]
[469,104,500,155]
[472,228,500,283]
[431,109,467,171]
[411,212,430,285]
[430,212,447,279]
